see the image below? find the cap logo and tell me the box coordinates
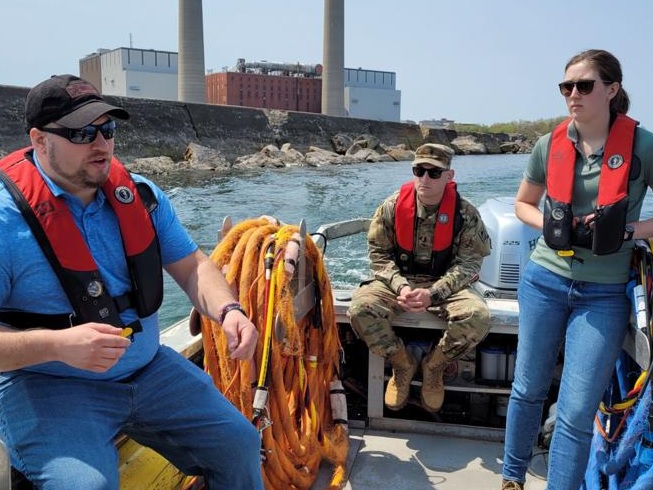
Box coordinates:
[115,186,134,204]
[607,154,624,169]
[66,80,100,99]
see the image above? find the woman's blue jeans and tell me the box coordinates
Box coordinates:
[502,261,629,489]
[0,346,264,490]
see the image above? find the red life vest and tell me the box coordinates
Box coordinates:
[543,114,637,255]
[394,181,461,276]
[0,148,163,329]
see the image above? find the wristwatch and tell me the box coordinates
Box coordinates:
[429,288,441,305]
[624,224,635,242]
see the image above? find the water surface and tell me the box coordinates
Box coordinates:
[153,154,653,327]
[152,155,526,326]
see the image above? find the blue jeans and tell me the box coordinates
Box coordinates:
[0,345,264,490]
[502,262,629,489]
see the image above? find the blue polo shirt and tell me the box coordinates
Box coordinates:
[0,152,197,380]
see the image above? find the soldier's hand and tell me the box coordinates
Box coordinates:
[397,287,430,312]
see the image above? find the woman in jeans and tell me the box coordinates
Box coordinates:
[500,49,653,490]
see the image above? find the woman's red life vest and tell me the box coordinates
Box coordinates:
[0,148,163,329]
[543,114,637,255]
[394,180,462,276]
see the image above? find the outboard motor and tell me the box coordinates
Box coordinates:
[475,197,540,299]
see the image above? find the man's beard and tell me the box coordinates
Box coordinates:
[47,142,110,190]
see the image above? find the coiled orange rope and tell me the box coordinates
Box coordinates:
[198,218,348,489]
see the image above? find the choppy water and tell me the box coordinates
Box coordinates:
[152,154,653,328]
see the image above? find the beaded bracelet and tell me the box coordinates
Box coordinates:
[218,301,247,324]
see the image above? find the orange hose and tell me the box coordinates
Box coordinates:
[199,219,348,489]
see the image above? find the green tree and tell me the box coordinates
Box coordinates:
[451,117,566,140]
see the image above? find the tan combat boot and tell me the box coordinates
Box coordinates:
[421,346,448,412]
[384,346,418,410]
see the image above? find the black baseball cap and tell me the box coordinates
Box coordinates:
[25,74,129,132]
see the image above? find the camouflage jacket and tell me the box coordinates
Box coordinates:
[367,188,491,299]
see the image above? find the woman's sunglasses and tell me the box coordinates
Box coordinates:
[39,120,117,144]
[558,79,613,97]
[412,166,445,179]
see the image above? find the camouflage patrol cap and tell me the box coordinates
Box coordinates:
[412,143,455,169]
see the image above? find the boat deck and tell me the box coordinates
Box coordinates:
[160,298,547,489]
[160,314,548,490]
[313,426,547,490]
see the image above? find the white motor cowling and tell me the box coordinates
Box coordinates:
[475,197,540,299]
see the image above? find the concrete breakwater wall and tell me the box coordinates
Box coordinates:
[0,84,526,168]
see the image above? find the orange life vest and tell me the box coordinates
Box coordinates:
[543,114,637,255]
[0,148,163,329]
[394,181,462,276]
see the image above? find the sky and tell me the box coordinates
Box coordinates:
[3,0,653,129]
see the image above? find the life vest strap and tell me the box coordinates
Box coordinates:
[0,311,74,330]
[114,292,133,313]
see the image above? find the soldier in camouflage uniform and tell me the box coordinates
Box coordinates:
[348,143,491,412]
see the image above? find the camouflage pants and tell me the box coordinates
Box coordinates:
[348,279,490,361]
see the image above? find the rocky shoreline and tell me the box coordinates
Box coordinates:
[0,84,533,175]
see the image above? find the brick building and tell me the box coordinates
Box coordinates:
[206,73,321,112]
[206,59,322,112]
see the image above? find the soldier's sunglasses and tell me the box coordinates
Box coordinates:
[412,166,445,179]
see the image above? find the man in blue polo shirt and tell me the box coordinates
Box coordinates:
[0,74,264,489]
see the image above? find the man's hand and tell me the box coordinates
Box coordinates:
[57,323,132,372]
[397,286,432,312]
[221,310,258,360]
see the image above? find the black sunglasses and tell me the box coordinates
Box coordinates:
[412,166,445,179]
[558,79,613,97]
[39,120,117,144]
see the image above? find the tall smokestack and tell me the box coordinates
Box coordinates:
[321,0,345,116]
[178,0,206,103]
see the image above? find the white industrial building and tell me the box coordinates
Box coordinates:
[80,48,178,101]
[344,68,401,122]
